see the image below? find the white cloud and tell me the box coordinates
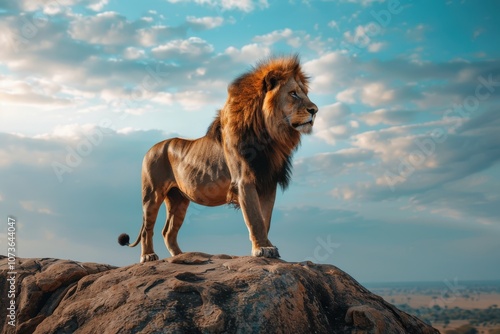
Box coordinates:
[253,28,294,45]
[303,51,353,94]
[294,148,374,186]
[173,90,220,111]
[360,109,418,126]
[20,200,54,215]
[327,20,339,30]
[295,107,500,230]
[0,91,71,107]
[336,88,357,104]
[361,82,395,106]
[315,102,351,127]
[341,0,384,6]
[150,92,175,106]
[343,23,382,48]
[406,24,429,42]
[334,82,397,108]
[69,12,188,48]
[252,28,325,51]
[136,25,187,47]
[0,75,71,107]
[0,129,174,264]
[87,0,109,11]
[166,0,269,12]
[152,37,214,59]
[368,42,385,53]
[314,102,358,145]
[0,133,58,168]
[351,109,500,198]
[123,47,145,60]
[331,187,356,200]
[105,86,222,111]
[186,16,224,29]
[473,28,485,40]
[315,125,350,145]
[69,11,138,46]
[225,43,271,63]
[1,0,110,12]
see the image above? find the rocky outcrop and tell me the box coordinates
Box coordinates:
[0,253,439,334]
[0,256,115,334]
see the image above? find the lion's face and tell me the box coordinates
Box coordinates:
[268,76,318,135]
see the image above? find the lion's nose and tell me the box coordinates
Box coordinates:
[307,104,318,115]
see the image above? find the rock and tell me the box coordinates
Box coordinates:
[0,256,115,334]
[0,253,439,334]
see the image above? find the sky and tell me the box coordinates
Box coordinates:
[0,0,499,283]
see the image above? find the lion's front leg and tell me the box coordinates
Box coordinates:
[252,247,280,258]
[260,185,277,235]
[238,182,280,258]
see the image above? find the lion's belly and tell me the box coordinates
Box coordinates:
[178,175,231,206]
[169,138,231,206]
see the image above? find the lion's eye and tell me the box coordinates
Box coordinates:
[290,91,299,99]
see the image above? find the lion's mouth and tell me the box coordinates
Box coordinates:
[293,120,313,127]
[293,115,315,128]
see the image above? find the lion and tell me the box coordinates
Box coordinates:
[118,55,318,262]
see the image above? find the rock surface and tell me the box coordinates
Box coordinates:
[0,253,439,334]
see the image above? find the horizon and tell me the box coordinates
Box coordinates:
[1,0,499,283]
[362,279,500,286]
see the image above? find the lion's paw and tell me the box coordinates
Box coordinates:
[140,253,159,263]
[252,246,280,258]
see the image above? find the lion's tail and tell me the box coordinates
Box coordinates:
[117,225,143,248]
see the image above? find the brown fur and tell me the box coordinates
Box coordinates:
[118,55,318,262]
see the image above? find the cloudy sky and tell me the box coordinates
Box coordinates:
[1,0,499,283]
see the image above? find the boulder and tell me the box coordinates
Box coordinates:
[0,253,438,333]
[0,256,115,334]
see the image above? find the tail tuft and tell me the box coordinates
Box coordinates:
[118,233,130,246]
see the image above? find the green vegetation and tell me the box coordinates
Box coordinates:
[397,304,500,327]
[443,324,478,334]
[368,281,500,332]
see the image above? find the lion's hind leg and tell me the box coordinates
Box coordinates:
[162,188,190,257]
[140,187,164,263]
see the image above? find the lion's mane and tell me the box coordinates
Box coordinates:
[208,55,310,195]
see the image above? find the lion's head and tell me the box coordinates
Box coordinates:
[220,55,318,194]
[261,57,318,136]
[225,55,318,141]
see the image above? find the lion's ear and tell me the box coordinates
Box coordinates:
[264,70,280,92]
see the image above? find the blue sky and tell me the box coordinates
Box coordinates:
[0,0,499,283]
